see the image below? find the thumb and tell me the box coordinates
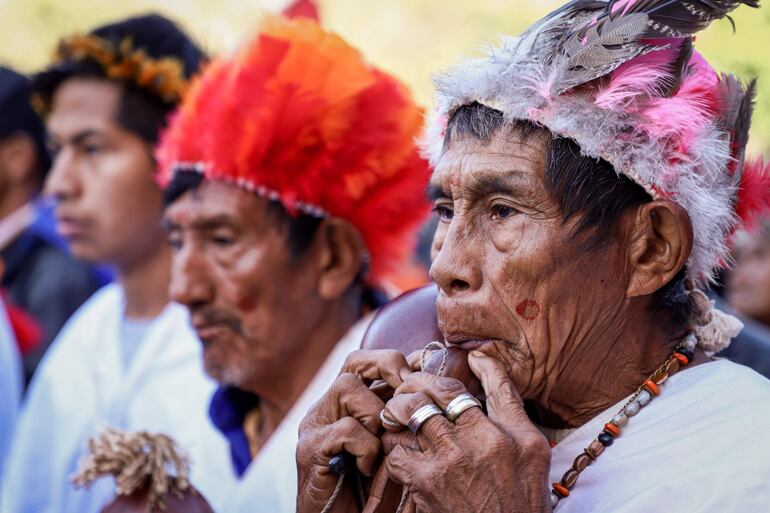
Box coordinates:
[468,351,530,432]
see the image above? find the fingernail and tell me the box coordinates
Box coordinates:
[470,350,486,358]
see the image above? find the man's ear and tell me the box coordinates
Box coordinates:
[314,218,366,300]
[624,200,693,298]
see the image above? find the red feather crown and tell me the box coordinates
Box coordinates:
[157,17,431,286]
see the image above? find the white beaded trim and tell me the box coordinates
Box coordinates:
[171,161,328,219]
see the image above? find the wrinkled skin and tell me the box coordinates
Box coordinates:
[727,229,770,326]
[165,180,366,444]
[297,129,695,513]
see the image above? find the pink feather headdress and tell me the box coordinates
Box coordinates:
[424,0,769,285]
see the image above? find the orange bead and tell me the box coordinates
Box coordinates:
[549,440,558,448]
[604,423,620,437]
[643,379,660,396]
[553,483,570,498]
[673,352,690,366]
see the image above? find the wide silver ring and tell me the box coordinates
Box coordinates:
[379,409,403,430]
[444,393,482,422]
[407,404,444,433]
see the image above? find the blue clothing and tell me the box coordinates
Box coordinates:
[1,201,108,383]
[209,387,260,477]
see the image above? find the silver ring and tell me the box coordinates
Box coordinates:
[407,404,444,433]
[444,393,482,422]
[379,409,403,430]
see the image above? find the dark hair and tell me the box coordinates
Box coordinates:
[445,102,691,328]
[31,14,206,145]
[163,172,323,257]
[0,66,51,185]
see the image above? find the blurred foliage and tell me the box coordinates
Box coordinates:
[1,0,769,153]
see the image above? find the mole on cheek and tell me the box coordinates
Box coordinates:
[515,300,540,320]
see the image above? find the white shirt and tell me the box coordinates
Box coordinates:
[0,284,237,513]
[0,297,21,490]
[550,359,770,512]
[220,315,371,513]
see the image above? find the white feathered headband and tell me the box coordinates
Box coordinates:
[425,0,770,286]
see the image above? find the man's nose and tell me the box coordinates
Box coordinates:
[429,221,482,297]
[169,244,216,310]
[44,148,81,202]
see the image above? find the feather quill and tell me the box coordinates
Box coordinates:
[553,0,760,93]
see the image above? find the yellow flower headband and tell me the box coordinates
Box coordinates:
[34,33,189,112]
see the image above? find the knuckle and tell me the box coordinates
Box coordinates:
[435,376,466,396]
[519,434,551,457]
[412,391,432,405]
[333,372,361,394]
[382,349,406,363]
[336,415,362,435]
[342,350,365,369]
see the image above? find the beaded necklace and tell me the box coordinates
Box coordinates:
[548,333,698,509]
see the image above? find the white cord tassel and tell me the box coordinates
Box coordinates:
[689,289,744,354]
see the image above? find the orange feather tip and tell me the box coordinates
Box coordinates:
[157,17,431,287]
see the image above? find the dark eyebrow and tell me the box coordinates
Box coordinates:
[47,129,101,148]
[428,183,449,201]
[465,172,530,200]
[428,170,533,203]
[71,130,104,146]
[163,214,239,233]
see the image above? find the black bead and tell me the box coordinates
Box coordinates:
[328,452,353,475]
[678,347,695,363]
[598,432,614,447]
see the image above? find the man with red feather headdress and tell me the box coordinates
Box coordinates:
[156,13,431,513]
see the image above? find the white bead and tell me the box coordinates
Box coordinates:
[625,401,641,417]
[612,412,628,427]
[684,334,698,351]
[636,390,652,407]
[551,492,560,509]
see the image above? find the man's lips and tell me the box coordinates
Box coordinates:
[56,216,88,238]
[193,323,230,342]
[443,334,502,351]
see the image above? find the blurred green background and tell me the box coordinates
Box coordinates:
[2,0,769,153]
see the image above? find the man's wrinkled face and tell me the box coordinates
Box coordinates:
[727,231,770,325]
[45,78,163,266]
[429,130,630,402]
[164,181,324,389]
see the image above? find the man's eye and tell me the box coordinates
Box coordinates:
[433,204,454,222]
[490,204,517,220]
[167,236,183,251]
[83,144,104,156]
[212,235,235,247]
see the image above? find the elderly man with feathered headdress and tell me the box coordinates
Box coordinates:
[296,2,770,512]
[156,15,431,513]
